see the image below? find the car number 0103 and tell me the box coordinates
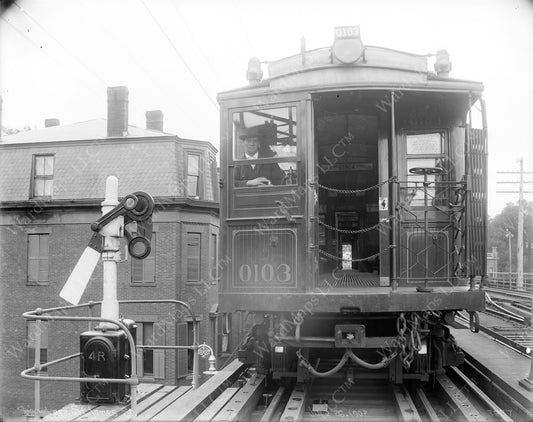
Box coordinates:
[238,263,291,283]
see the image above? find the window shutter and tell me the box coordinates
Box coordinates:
[131,232,156,283]
[132,259,143,282]
[39,235,49,282]
[186,233,201,281]
[136,323,144,376]
[28,234,49,283]
[176,323,188,379]
[28,235,39,282]
[153,323,165,379]
[144,255,155,282]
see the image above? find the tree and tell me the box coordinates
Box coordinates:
[488,201,533,273]
[1,125,32,136]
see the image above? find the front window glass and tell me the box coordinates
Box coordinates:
[233,106,297,187]
[404,133,446,206]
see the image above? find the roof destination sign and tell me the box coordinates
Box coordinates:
[334,26,361,39]
[333,26,364,64]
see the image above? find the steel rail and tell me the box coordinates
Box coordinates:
[462,356,533,422]
[485,287,533,301]
[449,366,514,422]
[456,312,531,356]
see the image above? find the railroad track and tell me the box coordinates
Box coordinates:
[43,355,532,421]
[485,287,533,304]
[457,304,533,357]
[207,364,521,421]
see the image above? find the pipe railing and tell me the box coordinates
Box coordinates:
[21,299,201,419]
[487,272,533,291]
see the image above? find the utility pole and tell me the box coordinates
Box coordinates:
[505,229,513,285]
[518,158,524,289]
[497,157,533,290]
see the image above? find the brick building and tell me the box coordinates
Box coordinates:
[0,87,220,416]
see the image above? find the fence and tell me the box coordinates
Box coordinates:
[487,272,533,291]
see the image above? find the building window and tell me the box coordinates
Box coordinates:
[187,153,201,198]
[143,323,154,376]
[27,321,48,372]
[186,232,201,282]
[132,233,156,284]
[28,234,49,284]
[136,322,165,379]
[210,233,217,280]
[32,155,54,197]
[210,157,219,202]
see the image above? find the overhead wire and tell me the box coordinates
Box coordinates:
[12,1,109,87]
[75,0,199,133]
[168,1,221,85]
[138,0,219,112]
[0,14,99,101]
[1,15,44,52]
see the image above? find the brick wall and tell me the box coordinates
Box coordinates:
[0,206,219,416]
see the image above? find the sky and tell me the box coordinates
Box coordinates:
[1,0,532,217]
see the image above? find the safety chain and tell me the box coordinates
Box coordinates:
[317,216,395,235]
[316,177,395,195]
[396,313,423,369]
[318,245,394,263]
[411,314,422,352]
[396,313,408,367]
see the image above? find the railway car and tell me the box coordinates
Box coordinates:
[217,27,487,383]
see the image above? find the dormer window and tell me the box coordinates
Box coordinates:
[32,155,54,197]
[186,153,201,198]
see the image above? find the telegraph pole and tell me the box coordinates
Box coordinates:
[505,229,513,284]
[518,158,524,289]
[496,158,533,290]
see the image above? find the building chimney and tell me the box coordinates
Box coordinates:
[45,118,60,128]
[107,86,129,137]
[145,110,164,132]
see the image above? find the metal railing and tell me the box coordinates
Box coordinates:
[487,272,533,291]
[396,180,471,287]
[21,299,202,419]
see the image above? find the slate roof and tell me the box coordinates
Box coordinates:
[0,119,218,202]
[0,119,171,144]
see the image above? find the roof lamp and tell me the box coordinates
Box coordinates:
[246,57,263,86]
[434,49,452,77]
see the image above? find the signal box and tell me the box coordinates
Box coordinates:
[80,320,136,403]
